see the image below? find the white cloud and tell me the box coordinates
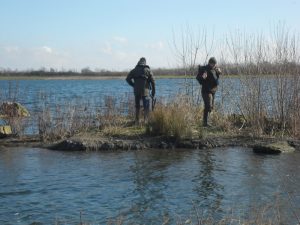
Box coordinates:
[3,46,20,53]
[41,46,53,54]
[0,45,73,70]
[0,41,174,70]
[101,42,129,60]
[101,42,113,55]
[115,51,128,60]
[97,41,142,69]
[146,41,164,51]
[113,36,128,44]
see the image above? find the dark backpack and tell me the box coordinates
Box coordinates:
[197,65,219,86]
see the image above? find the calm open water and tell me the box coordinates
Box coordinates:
[0,147,299,224]
[0,78,238,110]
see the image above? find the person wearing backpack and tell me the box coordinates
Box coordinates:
[126,57,155,125]
[196,57,222,127]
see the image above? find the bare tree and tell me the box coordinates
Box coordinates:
[171,25,216,103]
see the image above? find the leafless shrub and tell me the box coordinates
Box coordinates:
[223,23,300,137]
[171,25,216,100]
[36,93,137,141]
[96,94,134,128]
[37,94,96,141]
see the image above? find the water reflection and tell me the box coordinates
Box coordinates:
[192,150,224,217]
[0,148,299,224]
[128,150,189,223]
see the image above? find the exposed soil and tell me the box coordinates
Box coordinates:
[1,133,299,153]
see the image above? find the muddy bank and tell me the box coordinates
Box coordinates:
[0,136,43,148]
[1,134,300,153]
[49,135,300,152]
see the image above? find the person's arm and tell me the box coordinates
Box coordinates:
[148,71,155,97]
[126,70,134,87]
[196,66,206,85]
[215,67,222,78]
[216,67,222,76]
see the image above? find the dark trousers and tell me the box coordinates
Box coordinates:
[202,91,215,125]
[135,95,150,122]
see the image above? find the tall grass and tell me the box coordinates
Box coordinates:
[146,96,199,140]
[36,93,136,141]
[37,103,95,141]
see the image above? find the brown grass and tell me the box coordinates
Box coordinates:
[146,96,200,140]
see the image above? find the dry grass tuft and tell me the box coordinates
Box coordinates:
[146,96,199,140]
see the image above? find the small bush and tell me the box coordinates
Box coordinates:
[146,97,197,140]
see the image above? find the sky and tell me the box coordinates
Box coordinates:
[0,0,299,71]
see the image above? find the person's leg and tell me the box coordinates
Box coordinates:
[202,92,210,126]
[142,96,150,122]
[211,92,215,111]
[135,94,141,124]
[205,93,214,126]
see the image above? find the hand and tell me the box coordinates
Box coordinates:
[202,72,207,79]
[215,68,221,74]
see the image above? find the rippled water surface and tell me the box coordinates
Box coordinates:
[0,147,299,224]
[0,78,239,109]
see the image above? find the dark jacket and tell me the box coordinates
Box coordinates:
[196,65,221,93]
[126,64,155,97]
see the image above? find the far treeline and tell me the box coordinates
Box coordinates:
[1,62,300,78]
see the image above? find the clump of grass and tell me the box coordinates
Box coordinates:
[101,120,145,138]
[146,96,198,140]
[210,111,236,133]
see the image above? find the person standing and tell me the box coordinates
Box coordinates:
[126,57,155,124]
[196,57,222,127]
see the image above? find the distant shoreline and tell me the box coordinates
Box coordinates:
[0,74,278,80]
[0,75,194,80]
[0,75,126,80]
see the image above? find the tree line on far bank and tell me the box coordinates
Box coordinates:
[1,61,300,78]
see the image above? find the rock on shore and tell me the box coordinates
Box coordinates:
[253,141,295,154]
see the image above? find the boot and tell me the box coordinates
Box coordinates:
[203,110,211,127]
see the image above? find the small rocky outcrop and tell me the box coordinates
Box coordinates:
[50,139,87,151]
[253,141,295,154]
[288,139,300,151]
[50,138,148,151]
[0,102,30,117]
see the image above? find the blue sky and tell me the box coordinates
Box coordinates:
[0,0,299,71]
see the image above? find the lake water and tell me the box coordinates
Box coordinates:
[0,77,293,113]
[0,147,299,224]
[0,78,239,110]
